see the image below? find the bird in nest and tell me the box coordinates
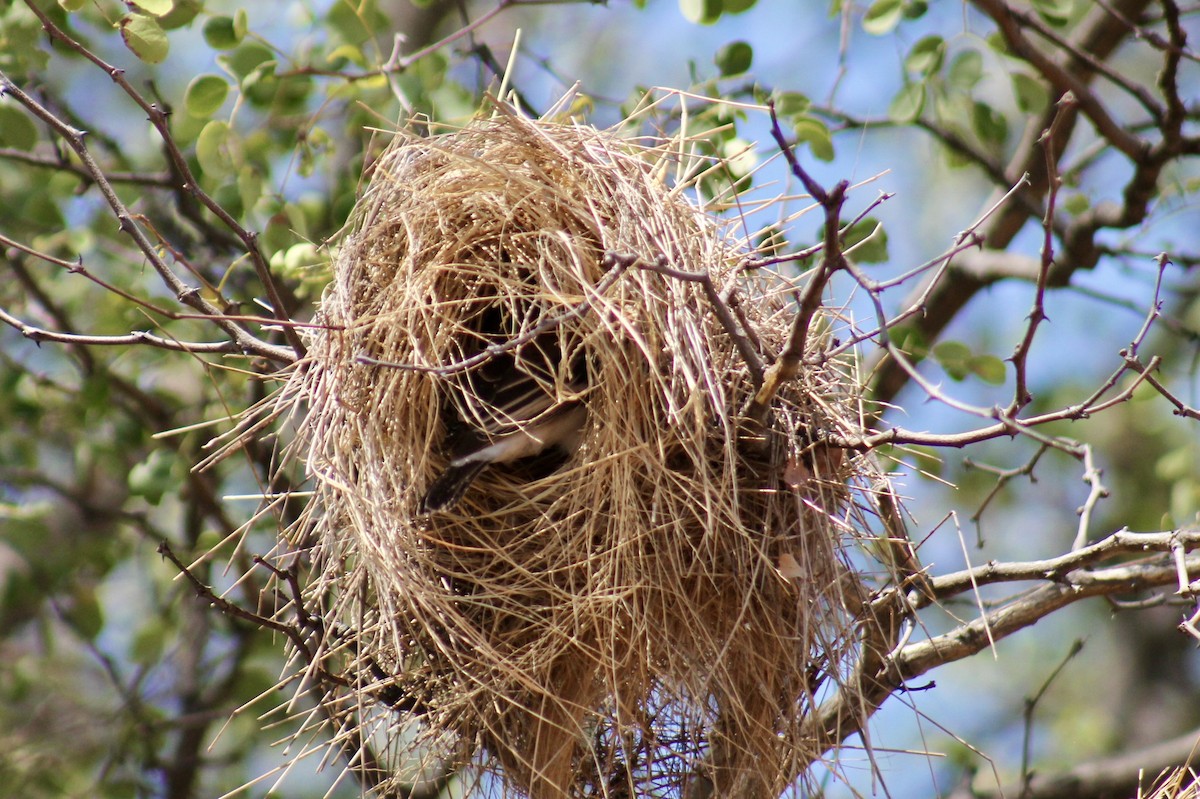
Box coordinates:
[420,302,589,513]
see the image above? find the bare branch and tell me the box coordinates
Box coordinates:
[974,0,1147,160]
[0,72,296,365]
[0,307,246,354]
[19,0,306,358]
[1007,95,1074,415]
[869,0,1160,407]
[947,728,1200,799]
[744,103,849,423]
[0,146,174,186]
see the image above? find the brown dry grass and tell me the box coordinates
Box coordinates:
[275,102,889,798]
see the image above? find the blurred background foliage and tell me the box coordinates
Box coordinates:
[0,0,1197,797]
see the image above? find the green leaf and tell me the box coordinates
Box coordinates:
[202,15,243,50]
[1032,0,1075,26]
[1011,72,1049,114]
[159,0,202,29]
[791,115,834,162]
[0,105,38,151]
[888,81,925,123]
[1061,193,1089,215]
[233,8,249,40]
[714,41,753,76]
[985,31,1009,54]
[131,619,168,665]
[902,0,929,19]
[971,100,1008,145]
[1155,444,1195,480]
[119,13,169,64]
[130,0,173,15]
[63,587,104,641]
[905,35,944,76]
[218,42,274,79]
[58,0,87,11]
[238,166,263,212]
[862,0,903,35]
[184,74,229,118]
[841,218,889,263]
[948,49,983,90]
[774,91,810,117]
[128,449,175,506]
[721,136,756,178]
[196,119,235,179]
[212,181,244,219]
[328,43,367,68]
[325,0,389,45]
[970,355,1007,384]
[723,0,756,12]
[680,0,722,24]
[933,340,972,380]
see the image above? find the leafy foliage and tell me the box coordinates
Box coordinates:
[0,0,1197,798]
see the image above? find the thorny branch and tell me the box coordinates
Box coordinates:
[802,526,1200,765]
[1006,94,1075,416]
[2,1,1197,797]
[742,102,850,425]
[0,73,297,365]
[11,0,305,359]
[869,0,1198,407]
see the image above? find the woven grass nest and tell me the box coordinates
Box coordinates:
[283,104,886,798]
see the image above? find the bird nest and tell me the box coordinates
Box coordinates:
[277,104,889,798]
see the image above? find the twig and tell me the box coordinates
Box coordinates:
[1007,95,1075,416]
[639,259,765,388]
[1073,445,1109,550]
[18,1,306,358]
[963,444,1049,545]
[0,307,247,354]
[0,72,296,364]
[743,102,849,423]
[158,540,308,649]
[0,146,175,186]
[1020,639,1085,796]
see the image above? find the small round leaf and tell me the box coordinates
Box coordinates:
[196,119,235,179]
[888,82,925,123]
[863,0,903,35]
[842,218,889,264]
[159,0,202,29]
[0,105,38,151]
[972,100,1009,145]
[970,355,1007,385]
[774,91,810,117]
[202,15,243,50]
[1011,72,1049,114]
[948,50,983,90]
[119,13,169,64]
[933,340,972,381]
[1032,0,1075,27]
[791,116,834,162]
[680,0,723,24]
[184,74,229,118]
[905,35,944,76]
[130,0,173,15]
[715,41,753,76]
